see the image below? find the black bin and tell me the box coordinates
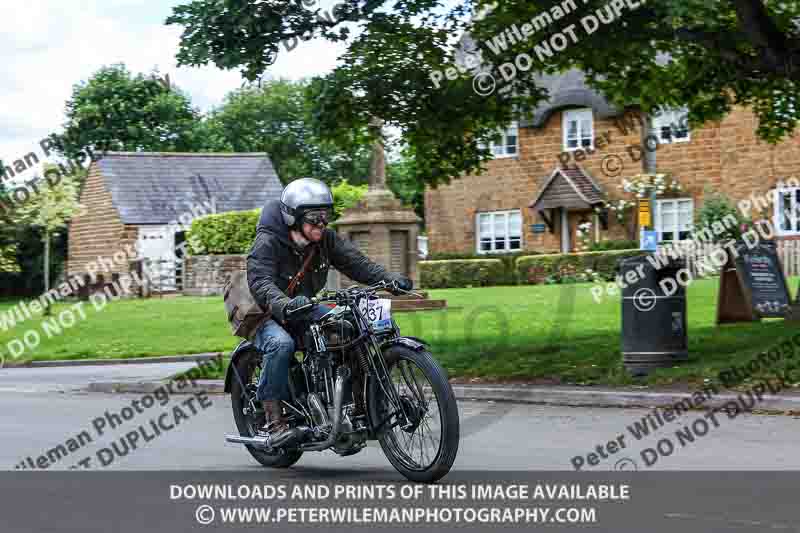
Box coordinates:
[619,254,688,376]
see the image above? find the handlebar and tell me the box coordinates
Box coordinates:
[283,297,320,318]
[285,280,421,318]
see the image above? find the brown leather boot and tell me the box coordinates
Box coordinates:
[259,400,291,439]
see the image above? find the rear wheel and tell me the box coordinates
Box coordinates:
[368,345,459,482]
[230,351,303,468]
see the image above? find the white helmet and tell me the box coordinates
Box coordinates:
[279,178,334,227]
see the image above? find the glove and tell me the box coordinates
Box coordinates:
[284,295,313,321]
[388,277,413,295]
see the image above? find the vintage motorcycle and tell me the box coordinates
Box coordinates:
[224,281,459,483]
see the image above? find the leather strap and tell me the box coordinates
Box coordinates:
[286,246,317,297]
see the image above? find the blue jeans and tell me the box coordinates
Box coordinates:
[254,304,332,401]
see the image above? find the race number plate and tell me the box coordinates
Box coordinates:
[357,297,393,330]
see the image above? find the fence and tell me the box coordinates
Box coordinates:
[656,240,800,279]
[141,258,183,294]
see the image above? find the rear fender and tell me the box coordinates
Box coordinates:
[224,340,260,393]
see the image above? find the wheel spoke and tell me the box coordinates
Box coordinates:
[382,355,444,472]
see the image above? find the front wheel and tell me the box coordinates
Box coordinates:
[367,345,459,483]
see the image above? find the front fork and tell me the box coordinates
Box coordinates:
[368,340,415,432]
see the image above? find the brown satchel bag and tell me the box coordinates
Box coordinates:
[223,247,317,340]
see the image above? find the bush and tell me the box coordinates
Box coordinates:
[331,180,368,220]
[516,249,644,284]
[695,191,752,243]
[186,209,260,255]
[426,251,530,284]
[589,239,638,251]
[419,259,507,289]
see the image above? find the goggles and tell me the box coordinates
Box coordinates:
[302,209,332,226]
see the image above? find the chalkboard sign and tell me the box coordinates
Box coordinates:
[717,241,791,324]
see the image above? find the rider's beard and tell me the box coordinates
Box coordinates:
[290,229,310,249]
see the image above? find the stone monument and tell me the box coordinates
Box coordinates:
[334,118,443,310]
[335,117,422,286]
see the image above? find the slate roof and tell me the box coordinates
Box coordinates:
[96,152,283,225]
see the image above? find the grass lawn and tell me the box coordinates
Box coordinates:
[1,277,799,387]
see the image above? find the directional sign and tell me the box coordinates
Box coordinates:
[640,230,657,251]
[638,199,651,227]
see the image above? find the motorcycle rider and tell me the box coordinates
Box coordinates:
[246,178,413,441]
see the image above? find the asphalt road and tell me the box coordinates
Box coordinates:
[2,383,800,472]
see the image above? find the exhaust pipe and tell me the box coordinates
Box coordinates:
[225,426,312,450]
[299,367,350,451]
[225,368,351,452]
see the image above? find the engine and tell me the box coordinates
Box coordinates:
[321,318,356,347]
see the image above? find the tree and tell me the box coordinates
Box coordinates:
[54,64,203,158]
[0,171,22,274]
[201,79,373,185]
[387,145,425,221]
[167,0,800,187]
[14,168,84,314]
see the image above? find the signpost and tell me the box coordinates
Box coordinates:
[717,241,791,324]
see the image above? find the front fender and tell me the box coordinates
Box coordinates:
[380,336,428,353]
[224,340,260,393]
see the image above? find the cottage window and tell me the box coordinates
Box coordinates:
[653,108,690,143]
[481,122,518,158]
[477,210,522,253]
[562,108,593,151]
[655,198,693,241]
[775,187,800,235]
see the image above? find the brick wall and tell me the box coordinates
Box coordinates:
[425,105,800,254]
[67,163,135,277]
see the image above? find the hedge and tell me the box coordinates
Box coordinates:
[419,259,507,289]
[515,249,645,284]
[186,209,260,255]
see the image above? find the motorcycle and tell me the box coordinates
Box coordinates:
[224,280,460,483]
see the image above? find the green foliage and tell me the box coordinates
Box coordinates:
[0,244,21,273]
[201,79,373,185]
[695,191,751,243]
[589,239,639,252]
[14,168,84,232]
[168,0,800,186]
[0,178,20,273]
[330,180,367,219]
[186,209,261,255]
[516,250,643,285]
[56,64,202,157]
[419,259,507,289]
[386,144,425,221]
[428,251,529,283]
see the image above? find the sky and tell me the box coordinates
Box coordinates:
[0,0,352,180]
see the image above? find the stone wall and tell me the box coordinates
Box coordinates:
[182,255,245,296]
[183,254,343,296]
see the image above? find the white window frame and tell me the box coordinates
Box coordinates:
[476,209,522,254]
[480,122,518,158]
[655,198,694,242]
[774,187,800,236]
[653,107,691,144]
[562,108,594,152]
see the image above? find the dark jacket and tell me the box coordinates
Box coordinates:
[247,199,398,322]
